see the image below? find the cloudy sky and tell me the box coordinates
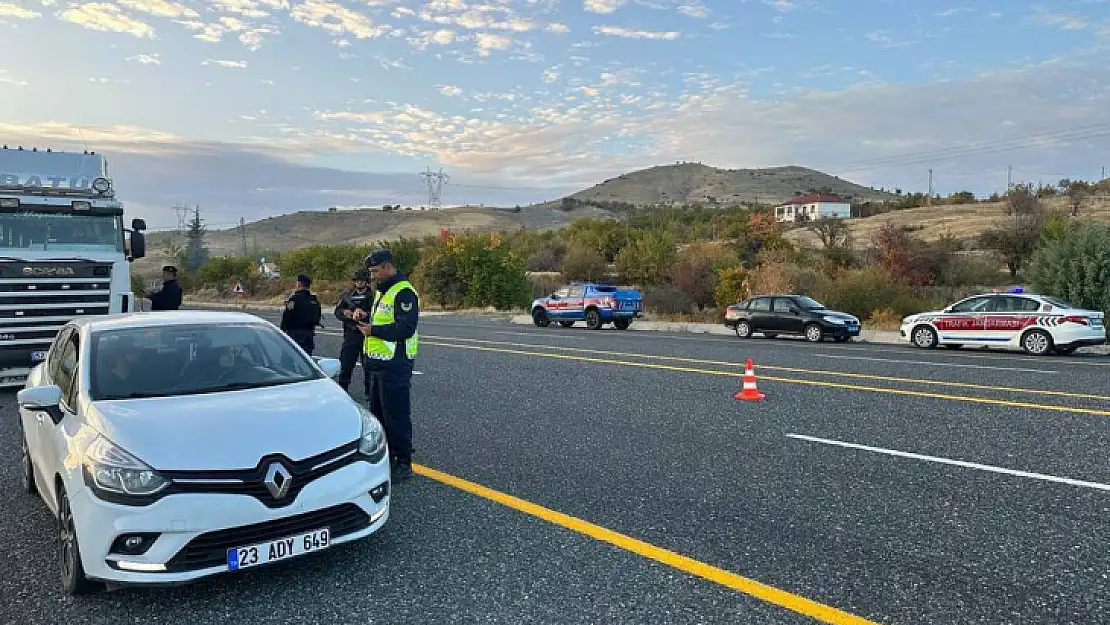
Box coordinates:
[1,0,1109,231]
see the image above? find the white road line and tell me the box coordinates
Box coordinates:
[786,433,1110,492]
[814,353,1058,374]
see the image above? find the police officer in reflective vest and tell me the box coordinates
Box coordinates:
[334,268,373,396]
[280,273,322,356]
[358,249,418,480]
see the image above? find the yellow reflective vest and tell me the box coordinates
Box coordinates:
[363,280,419,361]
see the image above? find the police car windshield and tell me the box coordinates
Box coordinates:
[89,323,323,400]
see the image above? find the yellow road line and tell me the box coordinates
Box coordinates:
[414,462,881,625]
[422,334,1110,403]
[423,340,1110,417]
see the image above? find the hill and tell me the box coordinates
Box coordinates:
[134,162,897,276]
[782,193,1110,248]
[565,163,899,206]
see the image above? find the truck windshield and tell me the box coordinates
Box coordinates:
[0,211,123,253]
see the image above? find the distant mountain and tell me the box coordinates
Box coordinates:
[564,163,898,207]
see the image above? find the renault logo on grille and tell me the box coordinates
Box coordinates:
[263,462,293,499]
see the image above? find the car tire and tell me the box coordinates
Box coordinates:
[1021,329,1054,356]
[58,484,98,596]
[532,308,550,328]
[804,323,824,343]
[911,325,938,349]
[613,318,631,330]
[585,309,603,330]
[734,321,752,339]
[20,421,36,496]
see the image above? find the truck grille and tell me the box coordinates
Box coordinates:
[0,261,113,369]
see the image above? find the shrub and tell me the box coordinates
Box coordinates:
[1028,219,1110,314]
[817,266,927,320]
[643,283,693,315]
[561,243,608,282]
[713,266,748,308]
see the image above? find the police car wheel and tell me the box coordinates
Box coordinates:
[532,309,551,327]
[912,325,937,349]
[1021,329,1053,356]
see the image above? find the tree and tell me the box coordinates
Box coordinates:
[561,243,608,282]
[807,216,852,251]
[712,266,748,308]
[1028,220,1110,314]
[181,208,210,272]
[980,185,1047,278]
[671,260,715,310]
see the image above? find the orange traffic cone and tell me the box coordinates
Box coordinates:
[734,357,766,401]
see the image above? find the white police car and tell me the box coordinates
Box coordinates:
[899,289,1106,355]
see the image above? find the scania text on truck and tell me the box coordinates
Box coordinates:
[0,145,146,387]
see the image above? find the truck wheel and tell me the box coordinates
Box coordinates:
[614,318,631,330]
[532,308,550,327]
[585,309,603,330]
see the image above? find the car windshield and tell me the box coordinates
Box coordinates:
[89,322,323,400]
[795,296,826,310]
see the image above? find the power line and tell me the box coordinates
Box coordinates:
[818,122,1110,173]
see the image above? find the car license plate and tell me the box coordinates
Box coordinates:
[30,350,47,362]
[227,527,330,571]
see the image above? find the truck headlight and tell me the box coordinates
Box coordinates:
[82,435,170,500]
[357,406,388,463]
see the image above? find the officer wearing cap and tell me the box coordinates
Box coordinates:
[333,268,373,395]
[149,265,182,311]
[280,273,322,355]
[358,249,418,480]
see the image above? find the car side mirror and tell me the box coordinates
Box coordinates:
[313,356,341,378]
[17,384,64,425]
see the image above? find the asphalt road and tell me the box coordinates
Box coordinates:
[4,309,1110,625]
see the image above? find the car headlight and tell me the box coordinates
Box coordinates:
[823,316,845,325]
[357,405,388,464]
[82,435,170,499]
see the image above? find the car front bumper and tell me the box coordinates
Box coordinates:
[823,322,860,338]
[70,456,390,586]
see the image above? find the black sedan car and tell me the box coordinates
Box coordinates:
[723,294,861,342]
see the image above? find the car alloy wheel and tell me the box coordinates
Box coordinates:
[912,326,937,349]
[1022,330,1052,356]
[735,321,751,339]
[804,324,823,342]
[58,486,96,595]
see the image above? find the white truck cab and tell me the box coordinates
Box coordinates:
[0,145,146,387]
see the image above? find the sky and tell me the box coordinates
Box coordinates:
[1,0,1109,231]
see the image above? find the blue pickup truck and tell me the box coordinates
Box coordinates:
[531,282,644,330]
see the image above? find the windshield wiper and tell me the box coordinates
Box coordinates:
[97,391,166,400]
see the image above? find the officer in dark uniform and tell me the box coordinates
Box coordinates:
[149,265,182,311]
[280,274,322,355]
[333,268,373,395]
[358,249,418,479]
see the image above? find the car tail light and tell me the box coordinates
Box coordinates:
[1064,315,1090,325]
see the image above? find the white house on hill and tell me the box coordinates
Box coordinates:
[774,193,851,222]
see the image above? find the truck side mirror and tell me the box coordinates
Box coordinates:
[129,231,146,260]
[131,218,147,231]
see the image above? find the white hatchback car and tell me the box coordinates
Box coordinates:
[16,311,391,595]
[899,290,1106,355]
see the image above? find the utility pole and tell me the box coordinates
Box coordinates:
[1007,165,1012,190]
[1102,166,1106,180]
[927,169,933,206]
